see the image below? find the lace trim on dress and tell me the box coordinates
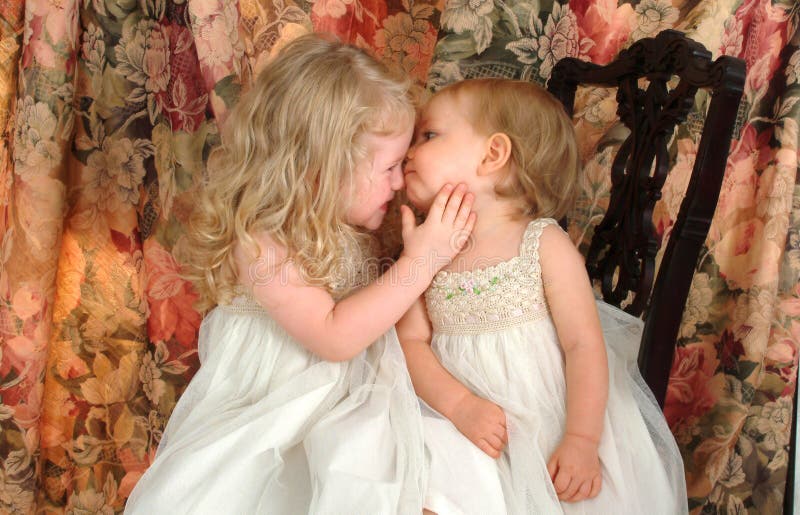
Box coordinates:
[219,294,270,316]
[425,218,559,334]
[432,309,552,335]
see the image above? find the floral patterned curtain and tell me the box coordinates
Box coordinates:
[0,0,797,512]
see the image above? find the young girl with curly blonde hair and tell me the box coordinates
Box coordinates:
[398,78,687,514]
[125,34,475,514]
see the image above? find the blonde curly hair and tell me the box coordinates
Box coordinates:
[183,34,414,311]
[436,78,580,219]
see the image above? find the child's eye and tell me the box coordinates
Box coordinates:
[413,131,436,144]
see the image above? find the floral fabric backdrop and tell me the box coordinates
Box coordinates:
[0,0,797,512]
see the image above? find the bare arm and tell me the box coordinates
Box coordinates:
[239,184,475,362]
[396,298,471,418]
[539,225,607,501]
[539,225,608,442]
[397,297,508,458]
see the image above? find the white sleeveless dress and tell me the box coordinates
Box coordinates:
[422,218,687,515]
[125,295,426,514]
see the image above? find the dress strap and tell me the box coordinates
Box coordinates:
[519,218,559,262]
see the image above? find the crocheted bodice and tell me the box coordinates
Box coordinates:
[424,218,557,334]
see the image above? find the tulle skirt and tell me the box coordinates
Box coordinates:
[423,302,687,515]
[125,297,426,514]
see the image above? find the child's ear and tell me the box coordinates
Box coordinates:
[477,132,512,176]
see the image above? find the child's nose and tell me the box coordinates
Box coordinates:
[390,165,404,190]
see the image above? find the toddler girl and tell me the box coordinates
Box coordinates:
[125,34,475,514]
[397,78,687,514]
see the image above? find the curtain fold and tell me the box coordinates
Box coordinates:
[0,0,797,512]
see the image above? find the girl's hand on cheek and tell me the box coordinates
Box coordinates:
[399,183,476,273]
[546,434,602,502]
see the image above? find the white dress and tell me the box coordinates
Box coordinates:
[422,218,687,515]
[125,295,426,514]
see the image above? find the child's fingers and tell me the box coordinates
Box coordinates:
[559,474,581,501]
[399,205,416,237]
[452,228,470,251]
[453,192,474,227]
[477,438,501,459]
[494,423,508,444]
[560,476,589,501]
[427,183,453,221]
[552,471,573,498]
[441,183,467,224]
[589,475,602,498]
[451,193,475,250]
[483,433,505,453]
[546,457,558,481]
[463,213,477,244]
[568,479,592,502]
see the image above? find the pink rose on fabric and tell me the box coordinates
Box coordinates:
[144,241,201,348]
[22,2,77,68]
[1,332,48,429]
[653,138,697,238]
[714,217,782,289]
[770,321,800,392]
[118,447,150,498]
[536,3,593,78]
[573,0,633,64]
[193,0,244,81]
[737,0,789,102]
[664,344,718,427]
[719,16,744,57]
[12,283,43,320]
[715,124,772,223]
[195,16,236,77]
[11,381,44,429]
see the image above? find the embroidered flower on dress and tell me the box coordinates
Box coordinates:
[427,220,556,333]
[445,276,501,299]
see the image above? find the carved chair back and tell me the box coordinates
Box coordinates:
[547,29,746,406]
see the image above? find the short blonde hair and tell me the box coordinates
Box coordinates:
[436,78,580,219]
[184,34,414,311]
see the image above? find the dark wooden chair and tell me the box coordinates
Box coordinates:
[546,30,746,407]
